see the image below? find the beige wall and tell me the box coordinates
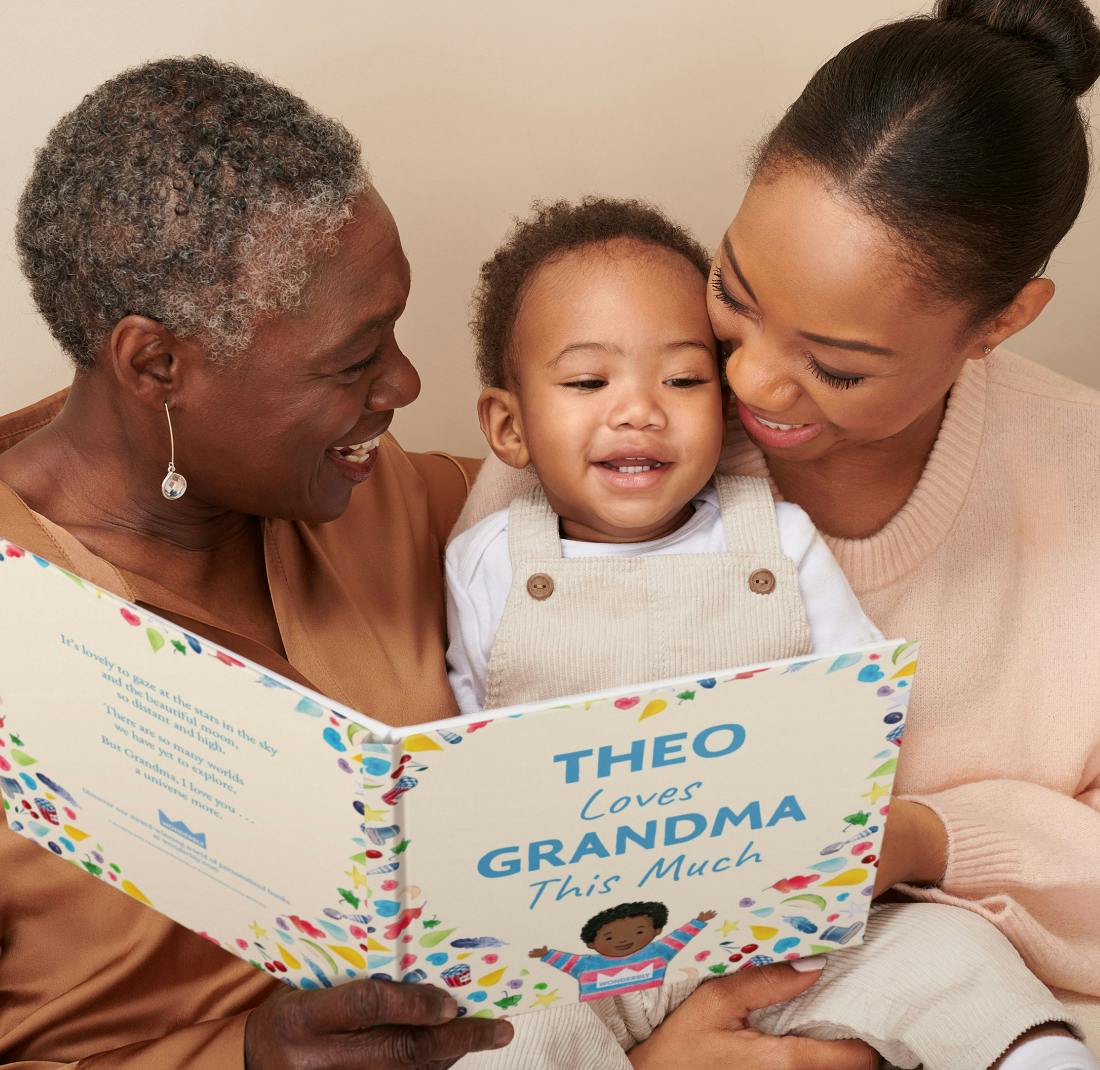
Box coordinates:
[3,1,1098,458]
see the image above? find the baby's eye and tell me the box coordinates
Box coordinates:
[563,378,606,391]
[665,376,709,388]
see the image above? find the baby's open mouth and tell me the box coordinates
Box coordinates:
[599,456,666,475]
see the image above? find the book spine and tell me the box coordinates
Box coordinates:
[358,734,406,979]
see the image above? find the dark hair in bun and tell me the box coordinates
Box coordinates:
[938,0,1100,96]
[755,0,1100,324]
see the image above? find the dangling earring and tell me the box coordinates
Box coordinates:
[982,345,992,355]
[161,403,188,500]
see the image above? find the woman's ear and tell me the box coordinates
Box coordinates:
[973,277,1055,359]
[105,315,188,407]
[478,387,531,470]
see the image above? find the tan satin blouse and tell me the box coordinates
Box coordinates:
[0,389,477,1068]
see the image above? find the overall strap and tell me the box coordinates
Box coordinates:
[715,473,785,556]
[507,483,563,565]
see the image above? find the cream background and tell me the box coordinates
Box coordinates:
[2,1,1098,458]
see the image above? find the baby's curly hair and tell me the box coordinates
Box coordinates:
[581,900,669,944]
[471,197,712,389]
[16,55,368,369]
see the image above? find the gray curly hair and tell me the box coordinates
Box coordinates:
[16,55,369,369]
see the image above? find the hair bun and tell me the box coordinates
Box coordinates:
[936,0,1100,96]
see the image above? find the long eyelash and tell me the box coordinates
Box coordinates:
[710,268,749,314]
[343,348,382,376]
[805,354,865,390]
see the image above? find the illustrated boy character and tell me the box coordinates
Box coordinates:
[529,901,716,1001]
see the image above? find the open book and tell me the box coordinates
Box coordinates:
[0,539,915,1018]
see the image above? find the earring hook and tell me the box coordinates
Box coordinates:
[161,403,188,500]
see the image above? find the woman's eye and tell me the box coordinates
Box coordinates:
[710,268,753,316]
[563,378,606,390]
[341,348,382,378]
[805,354,865,390]
[665,377,709,388]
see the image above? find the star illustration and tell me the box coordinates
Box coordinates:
[248,921,267,940]
[360,802,389,823]
[531,988,560,1010]
[718,920,740,937]
[861,781,889,805]
[837,897,865,920]
[345,866,368,889]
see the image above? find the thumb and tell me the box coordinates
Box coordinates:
[713,961,825,1021]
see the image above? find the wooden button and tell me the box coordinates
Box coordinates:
[748,568,776,595]
[526,573,554,600]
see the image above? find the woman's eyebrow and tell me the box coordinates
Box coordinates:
[799,330,896,357]
[721,236,758,303]
[325,306,404,360]
[722,236,895,357]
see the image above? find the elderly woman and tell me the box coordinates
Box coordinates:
[0,58,875,1070]
[460,0,1100,1067]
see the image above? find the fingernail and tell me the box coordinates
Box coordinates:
[493,1020,514,1047]
[791,955,826,973]
[437,996,459,1021]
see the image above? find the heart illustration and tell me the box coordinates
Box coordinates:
[120,608,141,627]
[614,697,639,710]
[858,664,885,683]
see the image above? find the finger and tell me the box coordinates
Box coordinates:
[704,962,824,1021]
[347,1017,514,1067]
[295,979,459,1035]
[765,1033,880,1070]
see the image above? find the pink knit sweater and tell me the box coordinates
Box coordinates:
[454,350,1100,999]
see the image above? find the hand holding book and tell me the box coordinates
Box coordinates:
[243,978,513,1069]
[626,963,877,1070]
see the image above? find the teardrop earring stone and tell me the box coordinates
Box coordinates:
[161,471,188,500]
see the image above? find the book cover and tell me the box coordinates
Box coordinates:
[0,540,916,1018]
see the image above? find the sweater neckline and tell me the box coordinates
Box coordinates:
[721,356,989,594]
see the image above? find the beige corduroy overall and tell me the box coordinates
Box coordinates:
[482,473,810,710]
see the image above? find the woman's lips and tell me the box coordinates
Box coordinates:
[326,435,382,483]
[735,398,824,449]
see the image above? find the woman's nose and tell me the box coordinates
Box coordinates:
[724,340,800,413]
[368,344,421,411]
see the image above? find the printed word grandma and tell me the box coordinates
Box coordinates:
[476,794,807,878]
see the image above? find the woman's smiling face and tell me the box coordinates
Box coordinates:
[175,189,421,525]
[708,168,987,465]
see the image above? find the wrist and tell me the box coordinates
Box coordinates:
[902,800,948,885]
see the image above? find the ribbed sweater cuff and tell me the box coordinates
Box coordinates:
[901,789,1025,896]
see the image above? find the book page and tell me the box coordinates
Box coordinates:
[390,642,914,1016]
[0,544,397,988]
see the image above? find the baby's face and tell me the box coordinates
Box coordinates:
[507,240,724,543]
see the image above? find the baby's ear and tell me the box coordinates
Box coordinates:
[478,387,531,470]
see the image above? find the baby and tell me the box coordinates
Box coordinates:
[446,198,1086,1070]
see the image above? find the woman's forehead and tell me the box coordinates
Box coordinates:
[728,171,966,339]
